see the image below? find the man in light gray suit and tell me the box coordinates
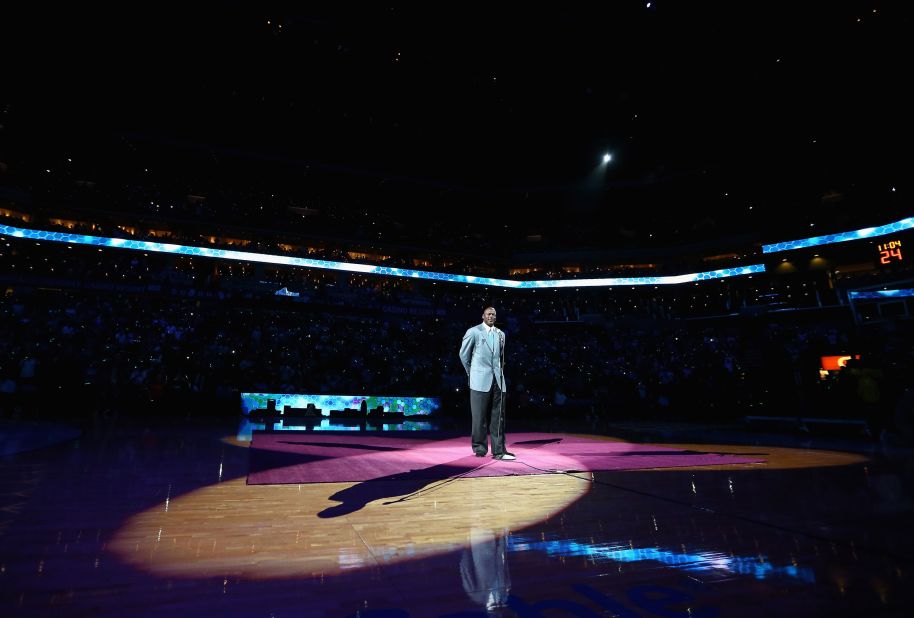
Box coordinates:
[459,307,516,460]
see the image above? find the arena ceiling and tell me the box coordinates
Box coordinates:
[2,3,909,245]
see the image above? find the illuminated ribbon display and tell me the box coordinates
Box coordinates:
[2,223,764,288]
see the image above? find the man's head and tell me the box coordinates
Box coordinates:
[482,307,497,327]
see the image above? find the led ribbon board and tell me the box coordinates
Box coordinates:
[1,223,764,288]
[847,289,914,299]
[240,392,440,417]
[762,216,914,254]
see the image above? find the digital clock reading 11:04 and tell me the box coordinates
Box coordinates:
[877,239,903,264]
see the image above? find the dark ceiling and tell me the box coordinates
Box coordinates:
[2,3,910,244]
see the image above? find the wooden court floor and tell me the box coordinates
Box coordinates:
[1,416,913,617]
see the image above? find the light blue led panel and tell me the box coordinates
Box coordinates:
[848,289,914,299]
[762,216,914,254]
[240,392,440,417]
[1,223,764,288]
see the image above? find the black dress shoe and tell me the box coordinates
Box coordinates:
[474,451,487,457]
[493,451,516,460]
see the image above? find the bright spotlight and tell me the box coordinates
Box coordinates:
[602,153,612,164]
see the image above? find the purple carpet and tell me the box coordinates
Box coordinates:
[247,432,765,485]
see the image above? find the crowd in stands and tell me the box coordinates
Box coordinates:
[1,130,912,440]
[2,237,913,442]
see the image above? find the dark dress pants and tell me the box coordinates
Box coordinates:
[470,376,506,456]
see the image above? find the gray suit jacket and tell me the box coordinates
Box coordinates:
[459,324,506,392]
